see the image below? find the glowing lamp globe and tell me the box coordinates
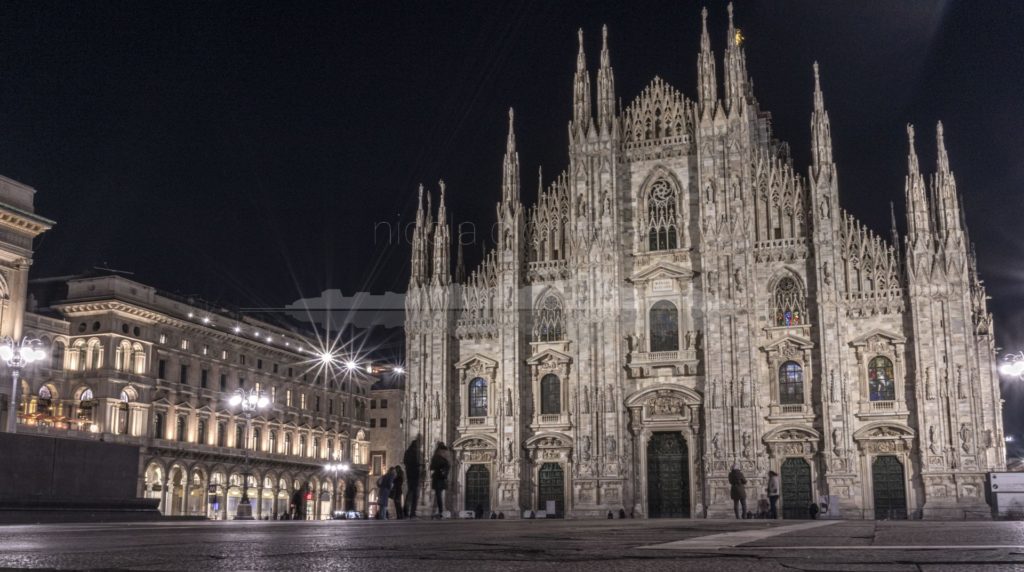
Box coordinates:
[257,396,269,408]
[229,394,243,406]
[0,346,14,362]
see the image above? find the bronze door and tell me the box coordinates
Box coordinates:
[872,455,908,520]
[781,457,812,519]
[647,432,690,518]
[537,463,564,516]
[464,464,491,515]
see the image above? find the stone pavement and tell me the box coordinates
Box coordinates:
[3,518,1024,571]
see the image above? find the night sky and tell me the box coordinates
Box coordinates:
[2,2,1023,426]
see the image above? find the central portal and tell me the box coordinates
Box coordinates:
[646,432,690,518]
[464,465,491,515]
[781,457,812,519]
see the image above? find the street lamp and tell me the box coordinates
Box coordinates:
[999,351,1024,380]
[0,337,46,434]
[325,460,350,517]
[228,387,269,520]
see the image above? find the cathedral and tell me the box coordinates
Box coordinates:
[403,4,1004,520]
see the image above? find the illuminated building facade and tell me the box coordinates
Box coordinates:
[404,4,1004,520]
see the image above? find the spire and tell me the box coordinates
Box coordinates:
[596,25,616,133]
[810,62,833,175]
[932,121,963,238]
[904,124,932,243]
[697,6,718,113]
[432,180,451,285]
[572,28,592,130]
[723,2,749,112]
[410,184,431,285]
[502,108,520,205]
[454,238,465,283]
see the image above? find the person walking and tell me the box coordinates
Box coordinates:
[391,466,405,520]
[376,467,395,519]
[728,464,748,519]
[403,437,422,519]
[429,442,450,519]
[291,488,304,520]
[767,470,781,519]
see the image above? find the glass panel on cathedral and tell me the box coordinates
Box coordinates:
[646,179,679,251]
[540,374,561,414]
[469,377,488,417]
[535,296,564,342]
[773,276,806,327]
[779,361,804,404]
[649,300,679,352]
[868,356,896,401]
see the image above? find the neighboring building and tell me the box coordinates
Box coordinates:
[0,175,54,430]
[367,372,406,517]
[20,273,374,519]
[404,5,1004,520]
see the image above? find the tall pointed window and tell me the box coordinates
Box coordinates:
[868,356,896,401]
[468,377,488,417]
[645,179,679,251]
[649,300,679,352]
[540,374,561,415]
[535,295,564,342]
[779,361,804,404]
[773,276,806,327]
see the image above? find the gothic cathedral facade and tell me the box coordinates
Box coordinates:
[404,4,1004,520]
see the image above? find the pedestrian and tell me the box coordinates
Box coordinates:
[767,470,780,519]
[291,488,304,520]
[391,465,405,520]
[377,467,395,519]
[403,437,423,519]
[429,442,450,519]
[728,463,748,519]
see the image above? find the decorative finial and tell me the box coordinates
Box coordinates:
[907,123,915,146]
[813,61,820,85]
[602,24,608,48]
[439,179,446,197]
[702,6,708,22]
[936,121,949,172]
[727,2,734,26]
[578,28,584,50]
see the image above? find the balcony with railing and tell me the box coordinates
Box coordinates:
[627,348,700,377]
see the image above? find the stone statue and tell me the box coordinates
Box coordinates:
[712,432,722,459]
[822,261,833,286]
[685,330,695,350]
[432,392,440,420]
[831,427,842,457]
[741,432,752,458]
[929,425,940,455]
[605,435,617,456]
[733,266,744,292]
[582,386,591,414]
[960,424,972,454]
[581,436,592,462]
[506,389,513,416]
[506,437,514,462]
[606,384,615,412]
[925,367,934,400]
[710,379,720,409]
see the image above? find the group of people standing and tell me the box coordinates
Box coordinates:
[728,464,782,519]
[375,437,451,520]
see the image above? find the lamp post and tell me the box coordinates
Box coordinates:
[325,460,350,517]
[0,337,46,434]
[229,387,268,520]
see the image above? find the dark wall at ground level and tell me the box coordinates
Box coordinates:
[0,432,139,500]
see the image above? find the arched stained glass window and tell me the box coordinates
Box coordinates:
[540,374,561,415]
[646,179,679,251]
[535,295,564,342]
[868,356,896,401]
[773,276,806,327]
[649,301,679,352]
[779,361,804,404]
[469,377,488,417]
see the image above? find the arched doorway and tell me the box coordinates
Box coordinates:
[646,432,690,518]
[780,458,812,519]
[872,455,907,520]
[537,463,564,517]
[464,465,490,515]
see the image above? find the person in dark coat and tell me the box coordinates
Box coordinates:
[390,466,405,520]
[376,467,395,519]
[291,488,304,520]
[429,442,450,519]
[728,464,748,519]
[767,470,781,519]
[403,437,422,518]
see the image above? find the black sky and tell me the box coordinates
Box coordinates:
[2,1,1024,418]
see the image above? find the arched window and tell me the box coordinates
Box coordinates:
[153,412,165,439]
[540,374,561,415]
[649,301,679,352]
[645,179,679,251]
[197,419,207,445]
[79,388,94,401]
[269,430,278,454]
[86,339,103,370]
[176,416,187,442]
[868,356,896,401]
[253,428,262,451]
[534,295,564,342]
[235,424,245,449]
[468,377,488,417]
[115,340,132,371]
[312,437,320,459]
[39,386,52,400]
[779,361,804,404]
[773,276,806,327]
[300,435,307,456]
[217,421,227,447]
[132,343,146,374]
[51,342,65,371]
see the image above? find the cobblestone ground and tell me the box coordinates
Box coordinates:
[3,518,1024,571]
